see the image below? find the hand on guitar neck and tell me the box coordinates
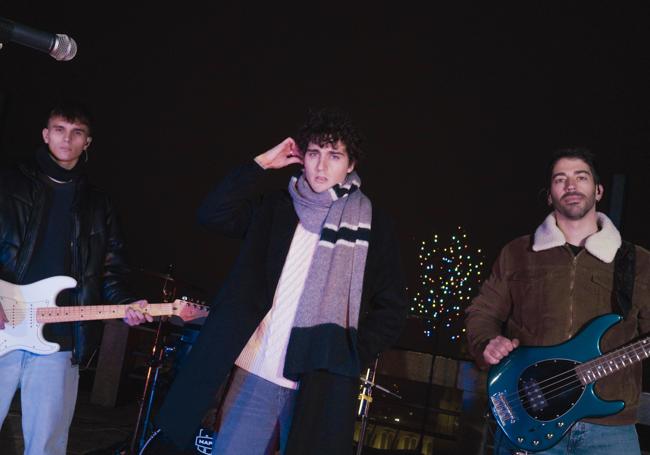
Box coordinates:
[483,335,520,366]
[0,303,6,329]
[124,300,154,326]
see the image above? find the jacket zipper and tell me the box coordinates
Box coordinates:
[568,249,582,337]
[70,215,80,364]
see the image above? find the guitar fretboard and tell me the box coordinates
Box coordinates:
[575,337,650,384]
[36,303,171,323]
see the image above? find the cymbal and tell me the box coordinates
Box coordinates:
[134,268,209,296]
[136,268,177,282]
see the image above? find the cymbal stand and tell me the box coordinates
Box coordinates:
[128,266,176,454]
[356,356,402,455]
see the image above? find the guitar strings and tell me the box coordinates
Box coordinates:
[496,341,646,417]
[493,341,649,417]
[496,340,647,404]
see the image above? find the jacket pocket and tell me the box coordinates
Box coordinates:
[591,271,616,311]
[508,270,550,338]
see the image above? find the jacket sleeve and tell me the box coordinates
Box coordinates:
[101,194,137,305]
[464,246,513,369]
[196,161,267,238]
[356,213,408,369]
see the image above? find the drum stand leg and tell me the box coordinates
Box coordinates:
[128,271,176,454]
[356,357,379,455]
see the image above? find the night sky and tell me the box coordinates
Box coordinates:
[1,4,649,301]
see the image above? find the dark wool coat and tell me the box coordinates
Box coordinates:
[155,162,407,453]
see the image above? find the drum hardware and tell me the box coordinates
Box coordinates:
[356,356,402,455]
[128,264,179,454]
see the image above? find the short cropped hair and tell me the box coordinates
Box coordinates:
[46,102,94,134]
[547,147,600,186]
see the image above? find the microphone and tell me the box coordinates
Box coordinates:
[0,17,77,61]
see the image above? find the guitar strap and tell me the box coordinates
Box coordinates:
[613,240,636,319]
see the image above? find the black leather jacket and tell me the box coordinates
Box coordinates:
[0,158,136,364]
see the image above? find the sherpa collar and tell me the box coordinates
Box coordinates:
[532,212,622,263]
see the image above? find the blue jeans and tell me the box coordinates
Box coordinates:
[213,366,297,455]
[0,350,79,455]
[494,421,641,455]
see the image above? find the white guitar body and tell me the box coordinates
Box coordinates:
[0,275,77,357]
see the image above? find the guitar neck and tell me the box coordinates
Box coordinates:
[36,303,170,323]
[576,337,650,384]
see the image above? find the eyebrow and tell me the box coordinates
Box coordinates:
[552,169,592,179]
[50,123,88,133]
[306,147,345,154]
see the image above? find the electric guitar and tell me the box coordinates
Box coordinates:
[488,313,649,452]
[0,276,209,358]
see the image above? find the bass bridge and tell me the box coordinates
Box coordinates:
[490,391,517,427]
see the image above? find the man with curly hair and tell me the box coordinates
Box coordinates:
[155,108,408,454]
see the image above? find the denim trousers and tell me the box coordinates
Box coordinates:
[494,421,641,455]
[0,350,79,455]
[213,366,298,455]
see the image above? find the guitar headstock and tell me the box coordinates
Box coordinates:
[170,298,210,322]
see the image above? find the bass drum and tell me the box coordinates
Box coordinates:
[139,428,213,455]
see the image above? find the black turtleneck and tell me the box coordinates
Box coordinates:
[22,145,85,350]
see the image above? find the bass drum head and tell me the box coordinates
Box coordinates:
[139,428,213,455]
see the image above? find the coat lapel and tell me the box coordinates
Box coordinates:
[266,195,299,299]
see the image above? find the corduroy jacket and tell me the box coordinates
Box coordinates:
[465,212,650,425]
[155,161,408,453]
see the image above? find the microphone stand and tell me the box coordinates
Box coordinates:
[128,266,176,455]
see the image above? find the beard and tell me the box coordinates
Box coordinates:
[551,190,598,220]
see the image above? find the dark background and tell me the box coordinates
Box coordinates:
[1,3,649,302]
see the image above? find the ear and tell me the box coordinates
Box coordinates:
[595,184,604,201]
[84,136,93,150]
[546,191,552,206]
[347,160,355,174]
[42,128,50,144]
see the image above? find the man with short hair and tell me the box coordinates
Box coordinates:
[465,148,650,454]
[155,107,408,454]
[0,103,152,455]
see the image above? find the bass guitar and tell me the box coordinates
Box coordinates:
[488,313,649,452]
[0,276,209,357]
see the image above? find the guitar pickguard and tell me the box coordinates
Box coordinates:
[519,359,584,421]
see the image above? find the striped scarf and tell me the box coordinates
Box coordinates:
[284,170,372,380]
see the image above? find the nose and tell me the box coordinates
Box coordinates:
[565,177,576,191]
[316,155,325,171]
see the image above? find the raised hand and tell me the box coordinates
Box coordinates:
[254,137,303,170]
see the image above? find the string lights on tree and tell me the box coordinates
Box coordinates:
[410,226,486,341]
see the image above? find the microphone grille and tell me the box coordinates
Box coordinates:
[51,34,77,61]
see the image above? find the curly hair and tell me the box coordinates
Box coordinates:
[295,107,365,164]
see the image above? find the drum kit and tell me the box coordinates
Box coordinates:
[112,265,215,455]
